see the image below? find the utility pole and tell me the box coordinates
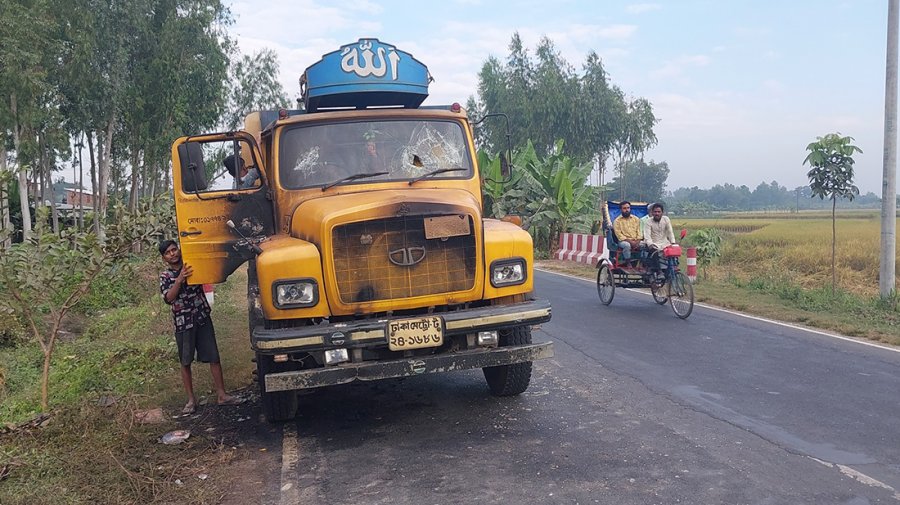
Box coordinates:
[881,0,898,298]
[75,137,84,231]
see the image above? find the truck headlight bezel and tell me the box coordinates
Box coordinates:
[272,278,319,309]
[489,258,527,288]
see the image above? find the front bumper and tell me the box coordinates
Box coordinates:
[265,341,554,392]
[252,299,552,352]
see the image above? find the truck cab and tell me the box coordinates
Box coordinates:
[170,39,552,422]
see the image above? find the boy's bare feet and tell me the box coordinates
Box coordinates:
[217,394,244,406]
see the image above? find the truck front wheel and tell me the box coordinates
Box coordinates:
[482,326,533,396]
[256,353,298,422]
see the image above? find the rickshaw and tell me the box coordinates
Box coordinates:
[596,201,695,319]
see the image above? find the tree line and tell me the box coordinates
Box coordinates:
[0,0,289,244]
[469,34,663,248]
[468,33,659,193]
[668,181,887,215]
[469,35,894,232]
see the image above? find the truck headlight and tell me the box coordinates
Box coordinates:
[273,279,318,308]
[490,258,527,287]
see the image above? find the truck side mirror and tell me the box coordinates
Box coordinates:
[680,229,687,240]
[177,142,208,192]
[500,153,510,178]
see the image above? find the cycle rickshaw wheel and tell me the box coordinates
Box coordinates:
[597,264,615,305]
[668,271,694,319]
[651,282,668,305]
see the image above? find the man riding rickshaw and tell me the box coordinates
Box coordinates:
[597,200,694,319]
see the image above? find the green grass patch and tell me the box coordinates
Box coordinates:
[0,301,175,424]
[727,273,900,331]
[0,256,253,505]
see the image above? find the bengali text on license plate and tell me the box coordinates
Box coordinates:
[387,316,444,351]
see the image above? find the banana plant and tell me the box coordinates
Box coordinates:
[519,140,598,251]
[478,148,527,220]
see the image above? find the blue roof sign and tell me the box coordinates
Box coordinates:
[302,39,432,112]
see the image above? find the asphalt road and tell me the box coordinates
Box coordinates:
[266,269,900,505]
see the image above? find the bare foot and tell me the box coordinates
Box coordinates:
[217,394,244,406]
[182,402,196,414]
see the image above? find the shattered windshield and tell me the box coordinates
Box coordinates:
[278,119,472,189]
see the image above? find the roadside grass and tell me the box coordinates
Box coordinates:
[709,271,900,344]
[0,257,256,505]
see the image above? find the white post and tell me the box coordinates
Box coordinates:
[881,0,898,298]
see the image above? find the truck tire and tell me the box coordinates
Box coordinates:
[482,326,533,396]
[256,353,298,423]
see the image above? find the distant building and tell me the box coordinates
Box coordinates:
[64,188,94,209]
[49,181,94,212]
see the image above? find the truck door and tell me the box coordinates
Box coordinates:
[171,132,275,284]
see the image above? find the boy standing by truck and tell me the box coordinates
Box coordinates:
[158,239,241,414]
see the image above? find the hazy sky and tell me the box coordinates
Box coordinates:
[227,0,894,194]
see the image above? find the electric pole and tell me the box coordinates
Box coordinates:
[881,0,898,298]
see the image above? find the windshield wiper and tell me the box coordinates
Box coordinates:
[322,171,388,191]
[408,168,468,185]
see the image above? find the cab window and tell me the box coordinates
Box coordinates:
[177,138,263,193]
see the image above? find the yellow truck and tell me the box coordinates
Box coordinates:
[170,39,553,421]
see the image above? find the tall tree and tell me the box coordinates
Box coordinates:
[77,0,137,233]
[471,34,657,185]
[575,52,624,184]
[52,0,233,219]
[803,133,862,294]
[0,137,9,246]
[608,159,669,203]
[223,49,291,131]
[530,37,578,155]
[130,0,232,201]
[611,97,658,198]
[0,0,54,240]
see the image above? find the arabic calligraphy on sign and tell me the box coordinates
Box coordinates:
[341,40,401,80]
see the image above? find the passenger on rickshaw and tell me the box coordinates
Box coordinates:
[612,201,643,266]
[642,202,676,280]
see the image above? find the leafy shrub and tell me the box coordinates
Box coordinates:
[685,227,723,279]
[0,317,25,347]
[76,256,163,314]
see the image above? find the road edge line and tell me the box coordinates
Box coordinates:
[536,267,900,355]
[279,423,300,505]
[809,457,900,501]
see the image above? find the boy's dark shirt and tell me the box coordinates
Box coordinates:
[159,267,211,332]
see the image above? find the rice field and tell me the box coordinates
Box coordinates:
[677,213,900,297]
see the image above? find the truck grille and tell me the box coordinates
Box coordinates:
[332,216,476,303]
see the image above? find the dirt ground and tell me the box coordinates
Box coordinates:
[164,385,281,505]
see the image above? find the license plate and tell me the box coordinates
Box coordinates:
[387,316,444,351]
[424,215,470,239]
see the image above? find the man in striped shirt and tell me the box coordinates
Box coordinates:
[642,203,676,279]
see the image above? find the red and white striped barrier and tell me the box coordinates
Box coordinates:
[686,247,697,282]
[554,233,608,266]
[203,284,215,306]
